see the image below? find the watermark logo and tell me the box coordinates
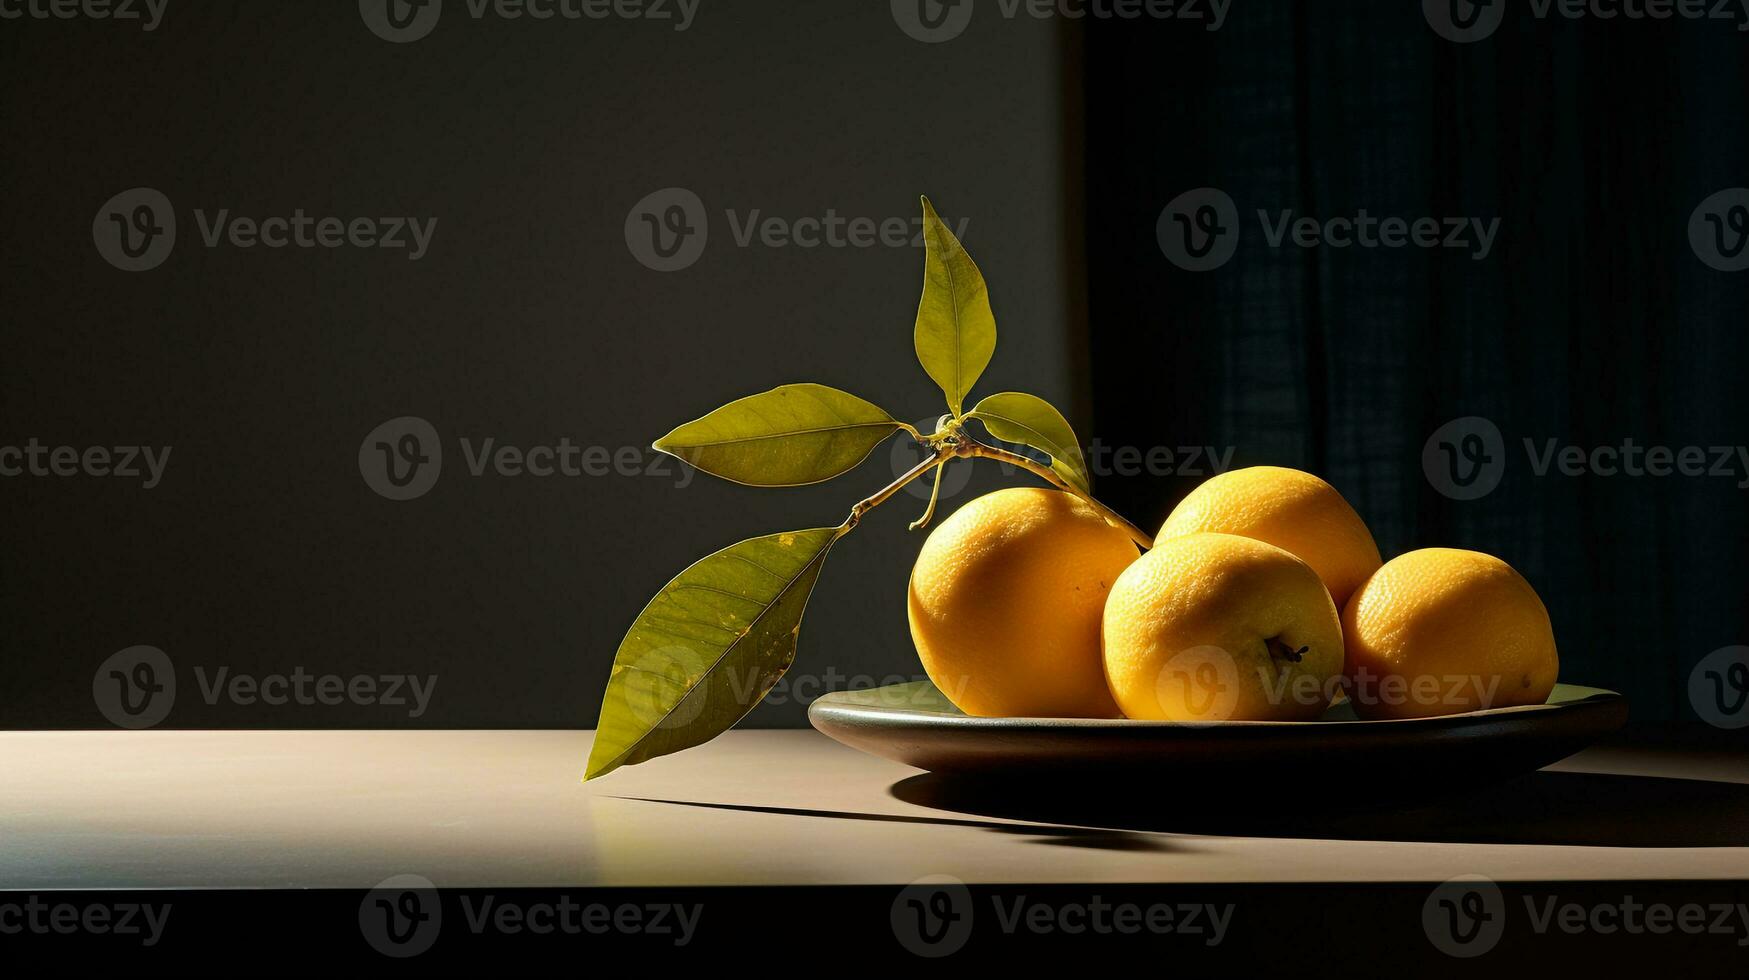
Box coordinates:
[193,666,437,719]
[1154,646,1241,725]
[0,439,172,489]
[758,668,960,707]
[93,647,437,727]
[1425,875,1749,954]
[365,0,698,42]
[360,417,444,501]
[892,875,974,957]
[625,187,709,272]
[1146,648,1508,719]
[360,874,442,958]
[361,878,703,954]
[361,417,695,499]
[892,419,975,503]
[622,645,713,731]
[895,424,1237,503]
[891,0,976,43]
[1690,646,1749,730]
[360,0,443,42]
[92,645,176,729]
[1159,188,1500,271]
[0,0,168,30]
[1429,0,1749,41]
[1690,188,1749,272]
[96,191,436,267]
[1423,416,1506,501]
[0,897,171,946]
[891,880,1234,955]
[893,0,1228,42]
[93,188,176,272]
[625,189,972,271]
[1422,416,1749,499]
[1157,187,1239,272]
[1423,0,1505,42]
[1424,875,1506,957]
[457,894,702,944]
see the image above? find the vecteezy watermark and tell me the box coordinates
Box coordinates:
[1423,416,1749,500]
[0,896,172,947]
[1158,188,1501,271]
[619,655,972,734]
[193,666,436,718]
[359,417,444,500]
[0,439,171,489]
[1690,646,1749,729]
[93,188,176,271]
[890,0,1229,43]
[92,646,437,728]
[359,0,699,43]
[457,894,702,946]
[1422,416,1507,501]
[1421,0,1508,42]
[891,417,976,503]
[623,188,970,272]
[93,188,437,271]
[757,669,941,707]
[1423,875,1507,957]
[1425,0,1749,43]
[891,876,1233,957]
[1690,188,1749,272]
[1424,875,1749,957]
[0,0,168,30]
[92,645,177,729]
[360,875,442,958]
[892,877,976,957]
[358,416,692,501]
[1153,646,1508,723]
[623,188,708,273]
[890,422,1238,506]
[359,875,703,957]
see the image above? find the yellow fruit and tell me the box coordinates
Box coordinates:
[1341,548,1559,720]
[908,487,1138,718]
[1102,532,1344,722]
[1159,466,1382,607]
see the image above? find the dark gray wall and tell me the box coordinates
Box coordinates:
[1,2,1081,728]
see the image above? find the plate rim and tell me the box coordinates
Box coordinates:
[808,679,1626,731]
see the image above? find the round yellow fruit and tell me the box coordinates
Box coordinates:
[1341,548,1559,720]
[1159,466,1382,607]
[1102,532,1345,722]
[908,487,1138,718]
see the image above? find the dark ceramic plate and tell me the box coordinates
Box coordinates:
[809,681,1628,802]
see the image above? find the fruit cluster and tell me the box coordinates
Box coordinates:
[908,467,1560,722]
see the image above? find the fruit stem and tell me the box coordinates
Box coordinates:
[1267,637,1308,664]
[957,438,1156,550]
[840,443,955,535]
[908,464,946,531]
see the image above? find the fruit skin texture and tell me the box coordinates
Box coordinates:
[908,487,1138,718]
[1159,466,1382,608]
[1102,532,1345,722]
[1341,548,1559,720]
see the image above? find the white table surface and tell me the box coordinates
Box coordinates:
[1,729,1744,889]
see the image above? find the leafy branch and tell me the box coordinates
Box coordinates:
[586,197,1151,780]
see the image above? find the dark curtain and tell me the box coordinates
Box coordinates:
[1083,1,1749,721]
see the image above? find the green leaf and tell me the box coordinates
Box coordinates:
[586,527,841,780]
[913,196,996,416]
[653,383,904,487]
[969,391,1092,494]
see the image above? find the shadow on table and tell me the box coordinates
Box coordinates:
[610,796,1181,851]
[888,770,1749,848]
